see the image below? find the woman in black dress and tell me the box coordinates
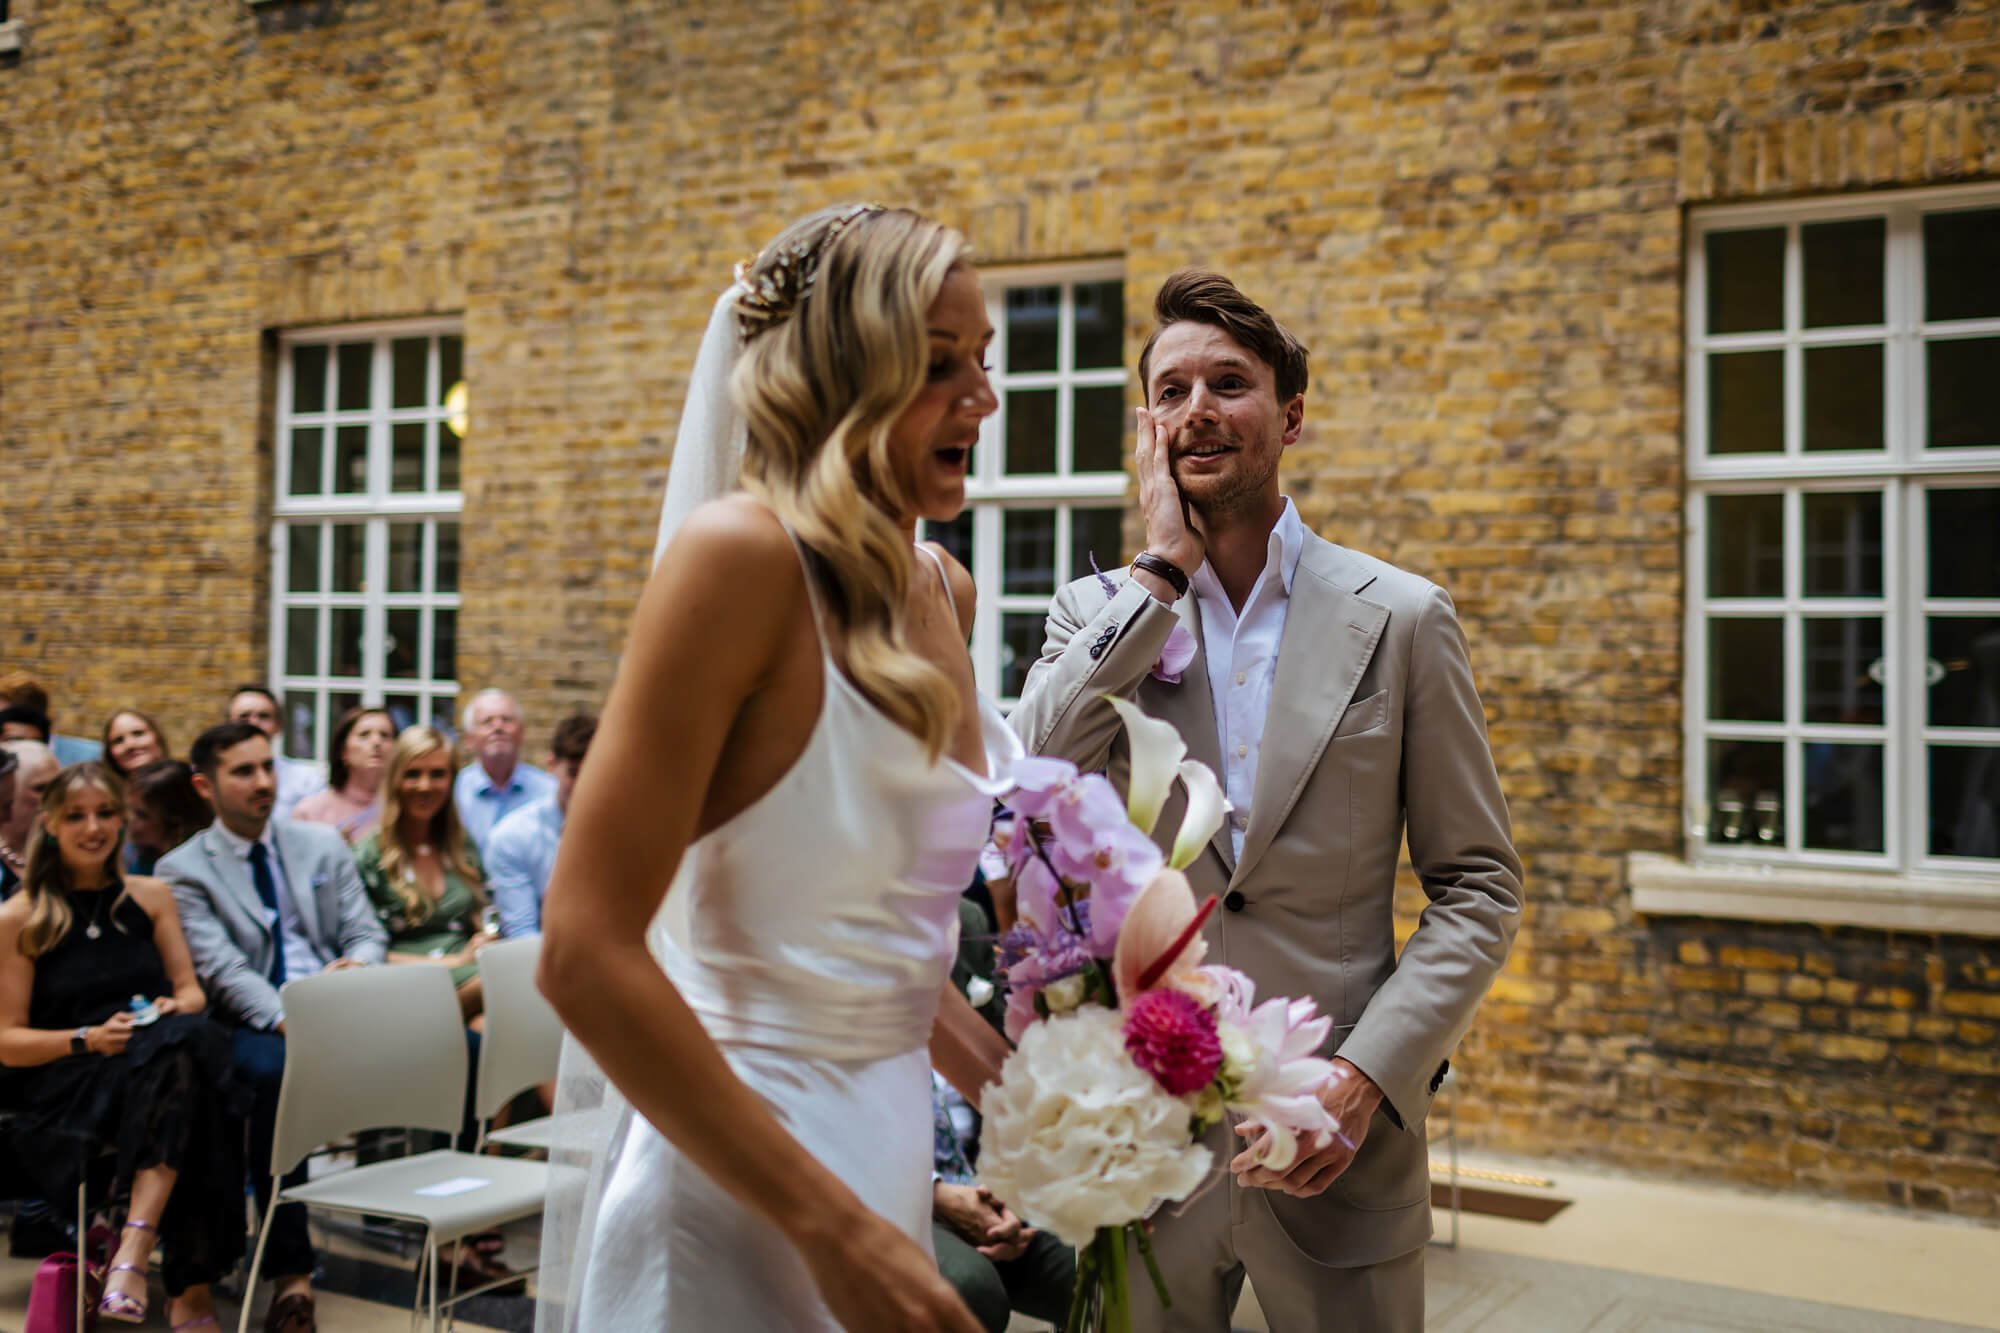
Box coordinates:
[0,762,246,1330]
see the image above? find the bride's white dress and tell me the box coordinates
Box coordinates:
[572,561,1020,1328]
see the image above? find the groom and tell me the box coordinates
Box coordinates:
[1009,271,1523,1330]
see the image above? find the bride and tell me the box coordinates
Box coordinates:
[535,204,1017,1331]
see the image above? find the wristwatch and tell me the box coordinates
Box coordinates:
[70,1026,90,1056]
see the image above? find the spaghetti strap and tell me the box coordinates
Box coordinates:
[914,542,958,622]
[776,522,832,650]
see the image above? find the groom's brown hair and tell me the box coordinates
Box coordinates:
[1137,270,1310,405]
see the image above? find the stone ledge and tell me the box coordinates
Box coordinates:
[1628,851,2000,940]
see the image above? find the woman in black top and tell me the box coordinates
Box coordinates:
[0,763,246,1330]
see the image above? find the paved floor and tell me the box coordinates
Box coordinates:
[6,1150,1992,1330]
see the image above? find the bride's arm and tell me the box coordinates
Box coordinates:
[929,980,1011,1110]
[538,500,979,1333]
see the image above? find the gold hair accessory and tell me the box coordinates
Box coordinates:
[733,203,886,339]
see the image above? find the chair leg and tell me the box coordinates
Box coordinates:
[409,1238,428,1333]
[76,1175,88,1333]
[443,1236,465,1333]
[238,1189,282,1333]
[428,1234,441,1333]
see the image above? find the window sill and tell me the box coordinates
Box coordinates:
[0,21,21,54]
[1628,851,2000,939]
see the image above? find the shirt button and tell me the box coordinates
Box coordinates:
[1236,743,1248,758]
[1234,672,1246,686]
[1234,812,1249,828]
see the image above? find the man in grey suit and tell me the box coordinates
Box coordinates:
[160,721,387,1333]
[1010,271,1523,1331]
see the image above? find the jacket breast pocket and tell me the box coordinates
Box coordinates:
[1331,688,1389,740]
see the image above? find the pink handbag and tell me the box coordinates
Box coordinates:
[22,1250,99,1333]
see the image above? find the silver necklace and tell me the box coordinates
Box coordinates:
[82,889,112,940]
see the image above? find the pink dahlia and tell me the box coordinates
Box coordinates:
[1122,987,1224,1097]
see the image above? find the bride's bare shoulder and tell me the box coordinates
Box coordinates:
[661,494,795,570]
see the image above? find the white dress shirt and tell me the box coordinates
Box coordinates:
[1188,498,1305,861]
[210,819,334,987]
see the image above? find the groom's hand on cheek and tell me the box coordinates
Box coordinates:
[1228,1058,1383,1198]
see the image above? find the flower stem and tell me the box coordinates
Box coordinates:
[1064,1236,1095,1333]
[1134,1222,1173,1310]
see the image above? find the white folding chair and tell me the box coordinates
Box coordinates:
[237,965,549,1333]
[472,937,564,1152]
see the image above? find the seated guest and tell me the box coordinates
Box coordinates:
[0,762,248,1330]
[1,740,60,900]
[102,708,171,777]
[0,749,14,848]
[452,689,554,853]
[0,671,102,765]
[931,1080,1074,1333]
[290,706,394,844]
[224,684,325,821]
[160,723,388,1333]
[0,703,52,745]
[485,712,596,938]
[124,760,211,875]
[355,725,492,1020]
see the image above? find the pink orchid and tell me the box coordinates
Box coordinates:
[1151,622,1197,684]
[1212,969,1342,1172]
[1006,755,1083,820]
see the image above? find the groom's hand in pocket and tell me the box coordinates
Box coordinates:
[1229,1057,1382,1198]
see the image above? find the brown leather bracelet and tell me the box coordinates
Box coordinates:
[1131,551,1190,596]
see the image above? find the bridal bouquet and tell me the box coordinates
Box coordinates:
[978,699,1346,1333]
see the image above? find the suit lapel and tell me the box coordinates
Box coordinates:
[1232,535,1387,887]
[1141,588,1234,873]
[205,825,272,946]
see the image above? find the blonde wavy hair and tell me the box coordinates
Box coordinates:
[17,763,129,961]
[376,725,484,922]
[732,205,968,760]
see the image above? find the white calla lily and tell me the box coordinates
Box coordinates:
[1170,759,1230,870]
[1105,695,1186,837]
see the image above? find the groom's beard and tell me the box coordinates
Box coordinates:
[1175,442,1281,524]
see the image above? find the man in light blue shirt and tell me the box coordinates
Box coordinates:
[486,712,596,937]
[453,688,555,853]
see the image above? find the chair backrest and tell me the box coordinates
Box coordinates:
[474,936,564,1122]
[269,965,468,1178]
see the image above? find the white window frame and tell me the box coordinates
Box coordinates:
[269,318,465,762]
[925,262,1130,702]
[1645,183,2000,934]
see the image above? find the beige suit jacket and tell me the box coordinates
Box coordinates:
[1009,530,1523,1266]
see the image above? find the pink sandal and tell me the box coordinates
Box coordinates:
[96,1218,154,1324]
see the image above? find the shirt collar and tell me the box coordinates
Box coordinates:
[1189,496,1305,604]
[470,761,522,797]
[211,818,278,863]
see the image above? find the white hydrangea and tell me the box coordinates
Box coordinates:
[977,1005,1213,1246]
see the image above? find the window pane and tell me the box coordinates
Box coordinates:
[433,609,458,682]
[1005,388,1057,475]
[1003,508,1057,596]
[288,427,324,496]
[1005,287,1060,372]
[1804,743,1884,853]
[1804,618,1884,725]
[1070,506,1126,584]
[285,608,320,678]
[438,419,461,490]
[1927,489,2000,599]
[1923,208,2000,322]
[1802,491,1882,597]
[392,337,428,409]
[1706,228,1784,334]
[1073,281,1124,370]
[1000,612,1044,700]
[1803,344,1883,452]
[330,692,363,735]
[292,344,328,414]
[1707,494,1783,598]
[438,336,463,404]
[331,524,366,593]
[384,696,422,734]
[336,341,373,412]
[387,522,423,593]
[391,422,425,492]
[1708,618,1783,721]
[385,608,421,680]
[329,608,365,677]
[430,695,459,733]
[1930,746,2000,858]
[1708,739,1783,845]
[923,511,973,571]
[286,524,320,593]
[1073,385,1126,473]
[283,692,318,763]
[1926,337,2000,449]
[1708,351,1783,455]
[1802,218,1885,328]
[436,522,460,594]
[334,424,369,494]
[1928,617,2000,729]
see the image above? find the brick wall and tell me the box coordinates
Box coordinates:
[3,1,1996,1218]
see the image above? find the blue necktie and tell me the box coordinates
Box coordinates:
[248,842,287,987]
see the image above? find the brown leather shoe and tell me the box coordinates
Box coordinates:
[263,1292,316,1333]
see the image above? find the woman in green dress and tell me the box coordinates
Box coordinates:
[354,725,493,1022]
